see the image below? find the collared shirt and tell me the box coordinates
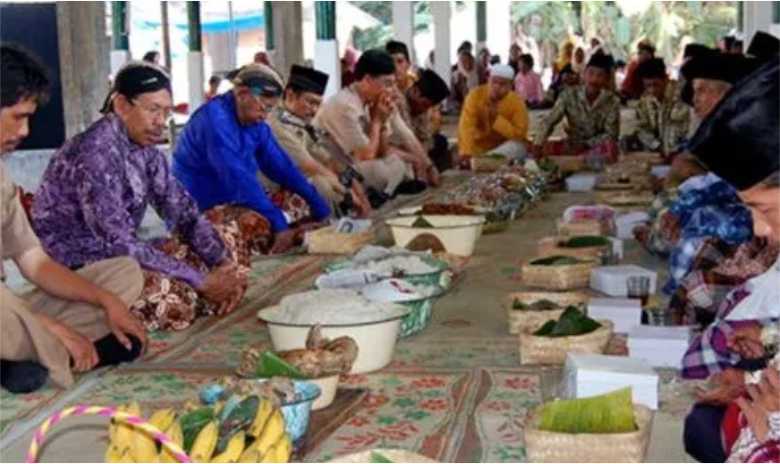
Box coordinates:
[0,162,40,281]
[31,114,225,288]
[457,84,529,156]
[514,71,544,105]
[635,80,690,155]
[172,92,330,232]
[267,107,333,170]
[534,86,621,148]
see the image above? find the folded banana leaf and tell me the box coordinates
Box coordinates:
[538,387,637,434]
[412,217,435,228]
[512,299,561,311]
[533,307,601,337]
[562,235,611,248]
[530,255,584,266]
[255,351,307,379]
[370,452,394,463]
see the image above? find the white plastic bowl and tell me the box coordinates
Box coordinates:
[384,215,486,257]
[309,374,339,411]
[257,306,409,374]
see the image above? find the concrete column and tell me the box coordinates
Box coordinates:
[56,1,110,138]
[392,1,415,63]
[475,1,487,51]
[314,1,340,97]
[187,1,205,111]
[110,1,130,76]
[486,0,511,62]
[743,2,776,46]
[268,1,304,81]
[431,1,451,86]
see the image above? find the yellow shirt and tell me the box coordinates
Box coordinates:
[457,84,529,157]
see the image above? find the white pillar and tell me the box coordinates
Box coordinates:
[392,1,415,63]
[431,1,451,86]
[314,39,341,98]
[486,0,511,63]
[743,2,776,46]
[188,51,205,112]
[110,50,131,77]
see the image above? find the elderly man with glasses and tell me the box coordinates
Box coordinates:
[32,62,249,333]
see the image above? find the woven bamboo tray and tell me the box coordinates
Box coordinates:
[595,191,654,207]
[470,156,507,173]
[521,257,597,290]
[556,219,615,237]
[525,403,654,462]
[305,225,375,255]
[518,320,613,364]
[505,291,591,334]
[537,236,610,259]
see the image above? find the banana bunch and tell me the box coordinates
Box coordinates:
[105,397,292,463]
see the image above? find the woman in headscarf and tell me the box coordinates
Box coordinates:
[450,50,480,108]
[552,39,574,81]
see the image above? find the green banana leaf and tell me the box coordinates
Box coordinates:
[538,387,637,434]
[530,255,585,266]
[412,217,435,228]
[180,407,216,453]
[512,299,561,311]
[533,307,601,337]
[562,235,611,248]
[255,351,307,379]
[370,452,394,463]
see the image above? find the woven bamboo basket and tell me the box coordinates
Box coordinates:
[332,449,437,462]
[521,257,597,291]
[537,236,610,260]
[623,151,664,165]
[556,219,614,237]
[470,156,507,173]
[548,155,585,174]
[518,320,613,364]
[504,291,591,334]
[305,225,375,255]
[524,403,654,462]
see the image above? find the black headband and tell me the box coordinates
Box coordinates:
[101,63,171,113]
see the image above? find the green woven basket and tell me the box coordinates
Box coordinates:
[324,255,451,289]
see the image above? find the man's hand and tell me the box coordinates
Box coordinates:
[39,315,99,373]
[371,91,394,123]
[695,368,746,405]
[736,368,780,442]
[633,225,650,245]
[99,292,147,352]
[270,229,299,255]
[728,323,765,360]
[198,263,246,314]
[426,165,441,186]
[351,181,372,218]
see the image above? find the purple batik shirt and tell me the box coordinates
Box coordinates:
[31,114,226,288]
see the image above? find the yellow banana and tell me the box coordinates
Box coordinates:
[274,435,292,463]
[190,420,219,463]
[159,420,183,463]
[248,399,273,438]
[149,408,177,434]
[117,449,135,463]
[113,402,141,453]
[129,408,159,463]
[105,443,127,463]
[210,431,245,463]
[238,447,264,463]
[252,410,285,458]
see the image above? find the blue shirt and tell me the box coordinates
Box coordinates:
[172,92,330,232]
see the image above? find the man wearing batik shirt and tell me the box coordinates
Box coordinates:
[532,53,620,160]
[624,58,689,158]
[32,62,247,332]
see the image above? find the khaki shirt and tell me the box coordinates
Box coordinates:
[1,161,40,280]
[267,108,333,171]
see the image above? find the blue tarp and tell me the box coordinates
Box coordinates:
[136,13,264,34]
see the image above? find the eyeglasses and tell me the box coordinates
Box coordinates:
[130,100,173,123]
[372,75,396,89]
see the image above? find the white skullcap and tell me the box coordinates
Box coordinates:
[489,64,515,81]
